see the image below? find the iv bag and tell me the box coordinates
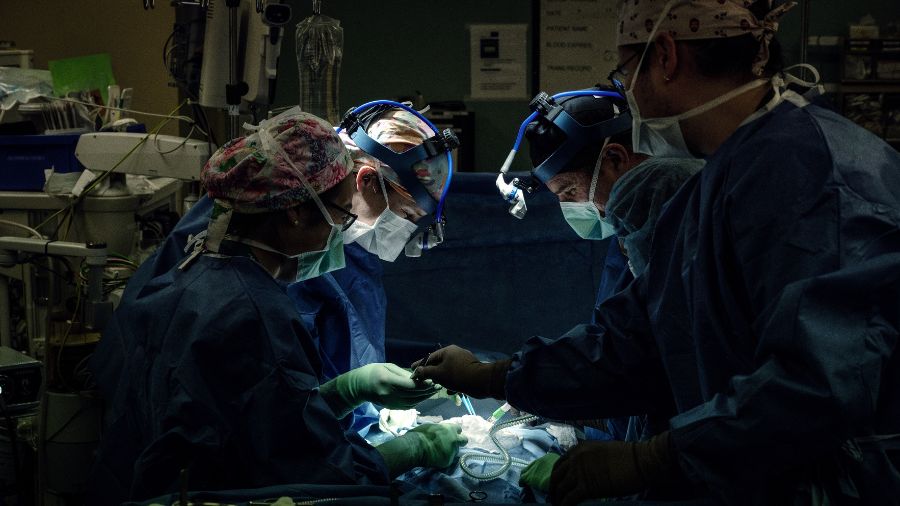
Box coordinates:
[295,14,343,125]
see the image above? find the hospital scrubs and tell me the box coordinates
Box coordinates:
[505,95,900,503]
[89,243,389,503]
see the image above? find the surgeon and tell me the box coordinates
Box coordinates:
[289,106,451,432]
[89,111,465,504]
[521,86,705,443]
[523,85,643,311]
[414,0,900,504]
[518,157,703,493]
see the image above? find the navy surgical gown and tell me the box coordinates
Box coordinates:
[130,196,384,432]
[89,243,389,503]
[506,95,900,503]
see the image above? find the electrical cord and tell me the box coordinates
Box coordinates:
[54,284,82,392]
[34,100,192,236]
[0,384,22,503]
[459,414,540,481]
[0,220,43,239]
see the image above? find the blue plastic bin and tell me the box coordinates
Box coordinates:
[0,134,85,191]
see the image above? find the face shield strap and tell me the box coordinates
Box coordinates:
[339,101,458,253]
[531,107,632,184]
[348,129,439,217]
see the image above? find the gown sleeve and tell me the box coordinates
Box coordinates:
[669,116,900,497]
[505,274,673,421]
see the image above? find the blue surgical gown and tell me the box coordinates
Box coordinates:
[506,98,900,504]
[88,247,389,503]
[585,239,634,442]
[595,237,632,309]
[289,243,386,433]
[135,196,386,432]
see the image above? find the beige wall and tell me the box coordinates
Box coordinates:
[0,1,180,134]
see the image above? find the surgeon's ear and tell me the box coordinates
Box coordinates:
[355,166,379,194]
[654,32,680,83]
[603,143,631,177]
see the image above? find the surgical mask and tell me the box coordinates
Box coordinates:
[230,213,345,283]
[560,142,615,240]
[627,78,769,158]
[624,3,770,158]
[344,174,418,262]
[294,222,345,281]
[561,203,615,240]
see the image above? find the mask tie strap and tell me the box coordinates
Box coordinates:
[588,138,611,215]
[376,170,391,209]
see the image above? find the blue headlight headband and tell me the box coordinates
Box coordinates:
[337,100,458,239]
[496,90,631,219]
[526,90,632,183]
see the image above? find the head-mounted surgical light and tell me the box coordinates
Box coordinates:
[338,100,458,255]
[496,90,632,218]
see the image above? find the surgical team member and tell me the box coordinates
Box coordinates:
[414,0,900,504]
[524,85,644,311]
[519,157,704,493]
[89,111,464,504]
[290,107,449,432]
[524,86,705,443]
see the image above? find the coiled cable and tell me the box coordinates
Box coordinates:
[459,414,540,481]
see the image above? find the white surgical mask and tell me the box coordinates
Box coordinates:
[627,79,769,158]
[344,173,418,262]
[560,141,615,240]
[625,2,770,158]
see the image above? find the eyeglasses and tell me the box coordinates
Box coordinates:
[324,200,358,231]
[607,48,643,95]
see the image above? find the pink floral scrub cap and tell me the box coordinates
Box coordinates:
[198,108,351,253]
[202,109,351,213]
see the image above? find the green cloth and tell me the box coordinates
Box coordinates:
[48,53,115,104]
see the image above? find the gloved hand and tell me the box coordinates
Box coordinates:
[410,345,510,399]
[374,423,468,476]
[518,452,560,492]
[320,363,440,418]
[549,432,681,506]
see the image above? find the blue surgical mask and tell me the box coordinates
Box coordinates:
[560,142,615,240]
[295,221,345,281]
[561,202,615,240]
[231,215,346,283]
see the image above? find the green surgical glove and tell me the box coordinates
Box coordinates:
[375,423,468,477]
[320,363,440,418]
[519,452,561,492]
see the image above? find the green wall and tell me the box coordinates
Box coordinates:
[274,0,534,172]
[273,1,899,172]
